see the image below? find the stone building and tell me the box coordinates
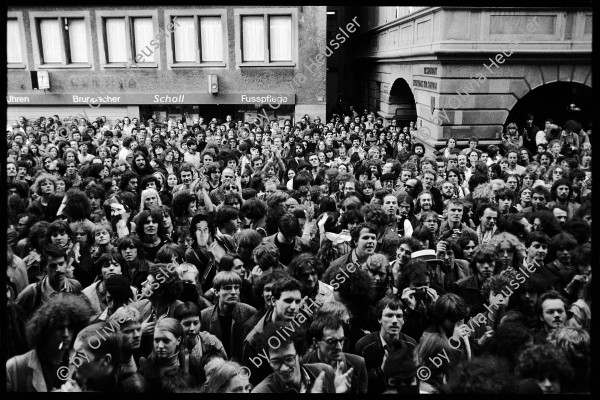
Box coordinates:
[7,6,327,126]
[340,6,592,149]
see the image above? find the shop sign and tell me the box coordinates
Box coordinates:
[7,93,295,105]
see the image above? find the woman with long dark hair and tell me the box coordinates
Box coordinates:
[115,235,150,291]
[135,208,172,263]
[185,213,218,294]
[171,189,198,230]
[82,251,136,318]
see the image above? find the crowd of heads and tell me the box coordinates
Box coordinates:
[6,109,591,393]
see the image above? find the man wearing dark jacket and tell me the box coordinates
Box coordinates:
[252,322,351,393]
[354,297,417,394]
[243,277,314,386]
[452,244,498,317]
[304,318,368,393]
[201,271,256,362]
[262,213,311,267]
[327,222,378,274]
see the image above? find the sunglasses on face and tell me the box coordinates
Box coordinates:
[321,337,346,346]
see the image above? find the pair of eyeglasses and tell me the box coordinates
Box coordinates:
[269,354,297,368]
[321,337,346,346]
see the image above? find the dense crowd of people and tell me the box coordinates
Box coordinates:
[5,108,591,393]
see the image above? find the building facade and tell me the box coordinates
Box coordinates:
[346,7,592,149]
[7,6,327,127]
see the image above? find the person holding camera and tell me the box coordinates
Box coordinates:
[398,260,439,341]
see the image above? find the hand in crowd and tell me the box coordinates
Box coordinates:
[141,314,156,335]
[334,362,354,393]
[310,371,326,393]
[401,287,417,310]
[23,250,41,267]
[477,326,494,347]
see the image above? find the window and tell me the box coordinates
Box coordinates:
[35,17,89,65]
[7,19,23,64]
[98,13,159,67]
[171,15,224,64]
[200,17,223,62]
[241,15,292,62]
[133,18,155,62]
[269,16,292,61]
[173,17,195,62]
[236,9,297,67]
[105,18,127,63]
[242,16,264,61]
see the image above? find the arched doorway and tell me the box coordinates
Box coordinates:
[388,78,417,123]
[506,82,592,130]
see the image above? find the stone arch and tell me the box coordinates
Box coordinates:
[505,81,592,129]
[388,78,417,122]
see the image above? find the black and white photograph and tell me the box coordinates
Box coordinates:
[4,3,593,394]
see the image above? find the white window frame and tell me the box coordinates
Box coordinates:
[234,8,298,68]
[29,11,93,69]
[7,12,27,69]
[96,10,160,69]
[164,9,228,69]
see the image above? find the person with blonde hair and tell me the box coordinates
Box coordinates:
[550,327,590,393]
[204,361,252,393]
[139,188,163,213]
[27,173,57,219]
[368,253,397,300]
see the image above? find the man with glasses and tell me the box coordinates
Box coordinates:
[200,271,256,363]
[403,178,420,199]
[304,318,368,393]
[244,278,307,385]
[252,321,345,393]
[355,297,416,394]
